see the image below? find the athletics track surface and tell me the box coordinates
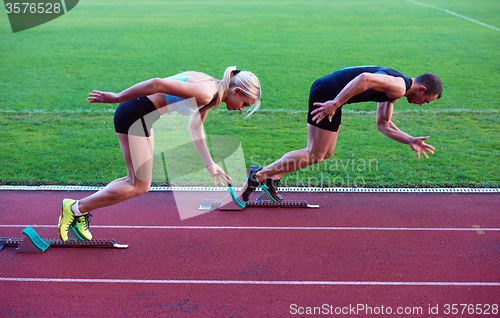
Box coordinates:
[0,189,498,317]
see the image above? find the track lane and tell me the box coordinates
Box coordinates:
[1,190,499,317]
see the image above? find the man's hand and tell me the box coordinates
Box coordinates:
[410,136,435,160]
[310,100,340,123]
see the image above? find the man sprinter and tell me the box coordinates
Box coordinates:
[242,66,443,202]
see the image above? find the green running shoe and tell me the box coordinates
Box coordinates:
[263,178,283,202]
[59,199,93,241]
[58,198,76,241]
[74,213,92,241]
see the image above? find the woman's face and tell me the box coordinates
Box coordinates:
[224,87,257,112]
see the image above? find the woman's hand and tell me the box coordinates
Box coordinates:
[87,90,120,104]
[206,163,232,186]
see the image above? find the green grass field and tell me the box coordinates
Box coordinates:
[1,0,499,187]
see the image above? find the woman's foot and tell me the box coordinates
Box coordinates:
[59,199,92,241]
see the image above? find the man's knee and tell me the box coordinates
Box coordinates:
[323,152,333,160]
[308,150,331,165]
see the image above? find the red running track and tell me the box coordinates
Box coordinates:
[0,190,499,317]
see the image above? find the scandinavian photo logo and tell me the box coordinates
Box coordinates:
[4,0,79,33]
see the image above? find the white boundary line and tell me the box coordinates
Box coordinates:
[405,0,500,31]
[0,277,498,286]
[1,108,498,115]
[1,225,499,232]
[0,185,498,193]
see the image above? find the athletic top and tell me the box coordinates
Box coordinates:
[329,66,412,104]
[158,74,204,116]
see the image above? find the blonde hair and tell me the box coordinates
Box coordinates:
[178,66,261,116]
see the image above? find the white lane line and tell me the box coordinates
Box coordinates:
[0,108,498,115]
[405,0,500,31]
[0,277,498,286]
[1,225,499,231]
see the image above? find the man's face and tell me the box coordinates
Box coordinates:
[407,88,439,106]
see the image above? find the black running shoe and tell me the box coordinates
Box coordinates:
[242,165,262,201]
[263,178,283,202]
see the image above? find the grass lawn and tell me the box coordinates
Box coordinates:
[1,0,499,187]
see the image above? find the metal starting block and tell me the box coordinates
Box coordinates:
[219,199,319,211]
[0,226,128,253]
[199,190,320,211]
[199,199,223,211]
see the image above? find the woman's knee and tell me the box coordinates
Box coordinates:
[133,183,150,196]
[125,177,150,197]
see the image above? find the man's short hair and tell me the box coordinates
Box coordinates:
[415,73,443,98]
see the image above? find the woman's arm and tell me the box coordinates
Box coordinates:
[188,107,231,185]
[87,78,215,105]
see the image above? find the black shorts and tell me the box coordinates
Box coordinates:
[114,97,161,137]
[307,75,343,132]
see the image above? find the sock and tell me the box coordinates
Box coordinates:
[71,201,82,216]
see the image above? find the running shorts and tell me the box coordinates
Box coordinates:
[113,97,161,137]
[306,76,343,132]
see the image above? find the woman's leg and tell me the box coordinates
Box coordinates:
[77,131,155,213]
[59,95,159,241]
[58,131,155,241]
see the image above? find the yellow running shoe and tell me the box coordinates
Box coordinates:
[58,199,76,241]
[74,214,92,241]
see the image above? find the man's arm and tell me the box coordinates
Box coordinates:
[376,101,435,160]
[376,101,413,144]
[311,73,407,123]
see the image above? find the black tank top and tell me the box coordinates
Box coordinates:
[328,66,412,104]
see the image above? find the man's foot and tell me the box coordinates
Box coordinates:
[263,178,283,202]
[242,166,263,201]
[59,199,76,241]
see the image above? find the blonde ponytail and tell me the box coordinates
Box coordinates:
[214,66,238,107]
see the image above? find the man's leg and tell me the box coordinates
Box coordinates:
[256,124,339,181]
[242,124,339,201]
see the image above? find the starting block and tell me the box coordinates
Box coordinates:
[199,190,319,211]
[0,226,128,253]
[219,198,319,211]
